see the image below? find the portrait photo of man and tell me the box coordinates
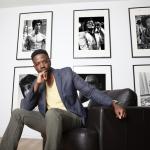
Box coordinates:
[73,9,111,58]
[17,11,53,60]
[19,74,37,98]
[22,19,47,51]
[78,17,105,50]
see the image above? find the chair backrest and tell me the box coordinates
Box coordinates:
[88,88,137,107]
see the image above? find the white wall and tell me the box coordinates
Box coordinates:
[0,0,150,139]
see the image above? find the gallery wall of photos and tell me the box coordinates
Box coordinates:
[11,5,150,110]
[0,0,149,139]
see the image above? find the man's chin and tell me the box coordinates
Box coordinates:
[39,69,48,73]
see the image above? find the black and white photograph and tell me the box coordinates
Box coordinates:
[129,7,150,57]
[73,65,112,106]
[79,74,106,90]
[73,9,111,58]
[12,66,37,111]
[17,11,53,60]
[133,65,150,106]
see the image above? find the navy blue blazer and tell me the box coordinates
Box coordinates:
[20,67,112,124]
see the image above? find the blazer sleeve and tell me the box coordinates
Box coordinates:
[20,81,39,110]
[72,70,112,106]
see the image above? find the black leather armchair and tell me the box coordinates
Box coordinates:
[61,88,137,150]
[86,106,150,150]
[44,88,150,150]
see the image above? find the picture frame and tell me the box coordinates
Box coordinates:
[12,66,37,111]
[73,65,112,89]
[133,65,150,106]
[16,11,53,60]
[73,9,111,58]
[129,7,150,58]
[73,65,112,106]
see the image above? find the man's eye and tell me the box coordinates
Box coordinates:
[43,60,48,64]
[35,63,39,66]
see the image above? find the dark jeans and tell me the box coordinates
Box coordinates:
[0,108,82,150]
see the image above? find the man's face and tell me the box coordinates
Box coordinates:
[86,20,95,29]
[23,83,32,96]
[33,54,51,73]
[95,22,101,33]
[146,18,150,28]
[34,23,41,31]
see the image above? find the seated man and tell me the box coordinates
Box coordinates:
[0,49,126,150]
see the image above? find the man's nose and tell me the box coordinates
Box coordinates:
[40,62,45,68]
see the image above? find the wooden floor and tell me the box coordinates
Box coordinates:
[0,138,43,150]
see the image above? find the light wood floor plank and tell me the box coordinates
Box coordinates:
[0,138,43,150]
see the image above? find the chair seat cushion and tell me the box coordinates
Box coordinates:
[62,128,98,150]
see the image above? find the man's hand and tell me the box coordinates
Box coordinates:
[112,100,126,119]
[33,71,48,92]
[36,71,48,84]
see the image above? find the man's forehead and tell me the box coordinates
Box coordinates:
[87,20,94,23]
[33,53,49,61]
[36,22,41,25]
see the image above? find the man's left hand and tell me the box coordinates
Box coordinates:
[112,101,126,119]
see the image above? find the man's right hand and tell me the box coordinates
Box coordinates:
[34,71,48,92]
[36,71,48,84]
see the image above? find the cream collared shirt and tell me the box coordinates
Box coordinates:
[46,77,66,110]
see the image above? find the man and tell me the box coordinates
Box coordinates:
[19,74,37,98]
[141,16,150,49]
[79,18,104,50]
[94,21,105,50]
[24,20,46,51]
[0,49,126,150]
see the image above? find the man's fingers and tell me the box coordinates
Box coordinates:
[123,111,127,118]
[116,110,126,119]
[116,111,121,119]
[41,71,48,80]
[113,103,127,119]
[43,72,47,80]
[118,112,122,119]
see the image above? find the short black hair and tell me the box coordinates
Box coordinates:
[141,16,150,28]
[32,20,42,29]
[19,74,37,97]
[31,49,49,60]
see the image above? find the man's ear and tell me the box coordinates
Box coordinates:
[33,65,36,70]
[48,59,51,65]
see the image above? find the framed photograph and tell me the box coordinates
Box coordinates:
[133,65,150,106]
[12,66,37,111]
[73,9,111,58]
[129,7,150,57]
[17,11,53,60]
[73,65,112,106]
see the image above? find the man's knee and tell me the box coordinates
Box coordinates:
[45,108,62,122]
[11,108,23,120]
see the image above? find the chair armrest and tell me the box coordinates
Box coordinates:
[86,106,150,150]
[88,88,138,107]
[86,106,127,150]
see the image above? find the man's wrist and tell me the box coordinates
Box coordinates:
[112,100,119,104]
[112,100,119,107]
[33,80,41,93]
